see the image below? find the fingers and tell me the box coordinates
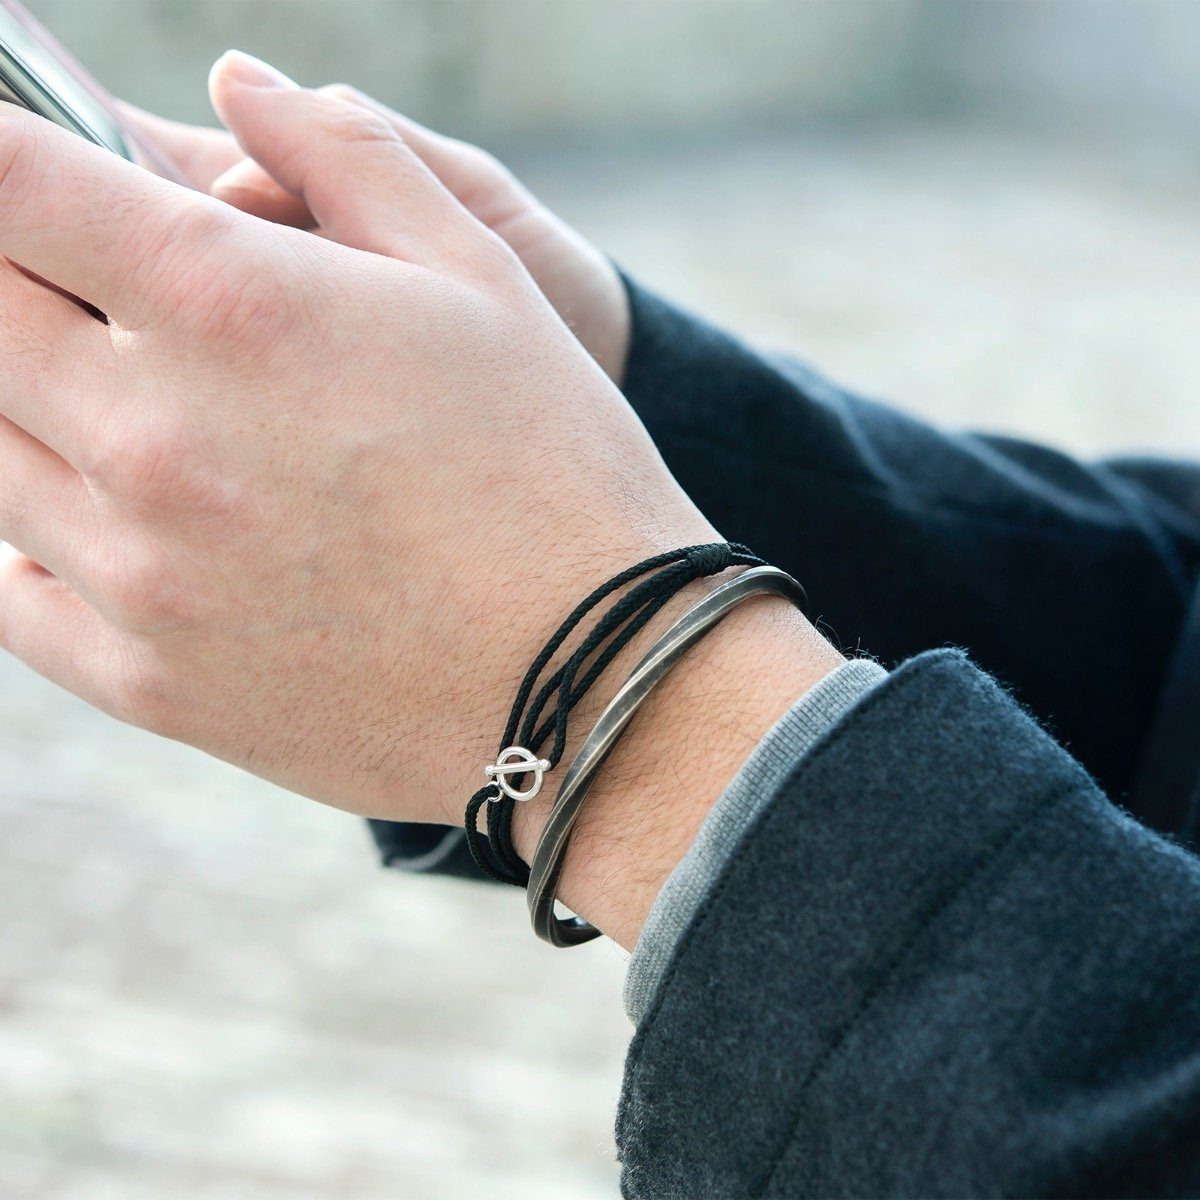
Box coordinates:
[319,86,532,227]
[207,51,486,265]
[116,102,245,190]
[120,102,315,228]
[0,260,117,467]
[0,416,95,584]
[213,83,528,232]
[208,155,313,227]
[0,104,266,328]
[0,548,115,712]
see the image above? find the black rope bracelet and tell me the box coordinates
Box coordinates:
[464,542,764,886]
[527,565,809,946]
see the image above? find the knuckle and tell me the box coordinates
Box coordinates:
[460,143,508,185]
[164,195,240,254]
[0,484,34,547]
[109,652,182,736]
[320,82,369,107]
[131,197,233,286]
[97,414,192,502]
[100,545,190,634]
[185,269,297,359]
[0,299,52,371]
[90,412,244,525]
[130,198,287,341]
[79,415,133,490]
[316,100,401,155]
[464,226,523,289]
[174,236,299,350]
[0,114,47,218]
[448,140,522,213]
[196,256,300,351]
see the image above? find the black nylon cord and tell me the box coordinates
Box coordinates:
[464,542,763,886]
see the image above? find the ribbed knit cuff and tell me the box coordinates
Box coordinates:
[624,656,888,1023]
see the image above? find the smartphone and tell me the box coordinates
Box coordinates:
[0,0,183,181]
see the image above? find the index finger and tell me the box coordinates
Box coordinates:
[0,105,255,328]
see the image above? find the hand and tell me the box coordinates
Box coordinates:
[121,53,631,383]
[0,65,698,820]
[0,60,839,948]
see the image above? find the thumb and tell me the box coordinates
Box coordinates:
[207,50,484,267]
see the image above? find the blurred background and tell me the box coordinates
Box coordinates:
[4,2,1200,1197]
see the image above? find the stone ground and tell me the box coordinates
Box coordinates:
[3,124,1200,1199]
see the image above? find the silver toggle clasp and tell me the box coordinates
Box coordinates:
[484,746,551,802]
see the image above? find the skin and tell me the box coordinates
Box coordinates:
[0,52,841,950]
[122,58,632,386]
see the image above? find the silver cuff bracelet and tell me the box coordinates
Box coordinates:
[526,564,809,947]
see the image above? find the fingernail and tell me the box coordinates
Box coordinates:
[216,49,297,90]
[210,157,265,195]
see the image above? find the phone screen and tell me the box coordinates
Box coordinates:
[0,0,184,182]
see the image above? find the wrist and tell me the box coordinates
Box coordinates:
[510,579,843,950]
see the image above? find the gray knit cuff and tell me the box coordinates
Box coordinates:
[624,656,889,1024]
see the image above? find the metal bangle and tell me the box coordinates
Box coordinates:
[526,564,808,947]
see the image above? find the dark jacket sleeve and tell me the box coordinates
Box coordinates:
[369,279,1200,875]
[620,278,1200,830]
[617,650,1200,1199]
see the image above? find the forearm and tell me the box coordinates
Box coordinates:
[510,579,843,951]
